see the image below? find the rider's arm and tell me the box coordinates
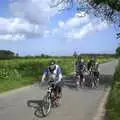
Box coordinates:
[84,64,88,72]
[41,69,48,82]
[56,67,62,83]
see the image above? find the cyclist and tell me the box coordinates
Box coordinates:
[87,57,95,71]
[87,57,100,87]
[75,56,87,87]
[41,60,63,98]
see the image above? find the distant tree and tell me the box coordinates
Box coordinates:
[116,46,120,57]
[0,50,15,59]
[41,53,45,58]
[73,51,77,58]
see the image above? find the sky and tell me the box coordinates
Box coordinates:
[0,0,119,56]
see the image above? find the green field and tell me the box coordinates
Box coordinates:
[0,56,113,93]
[106,59,120,120]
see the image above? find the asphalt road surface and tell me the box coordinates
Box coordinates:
[0,60,118,120]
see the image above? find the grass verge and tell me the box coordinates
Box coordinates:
[106,59,120,120]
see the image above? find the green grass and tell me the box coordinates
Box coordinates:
[0,57,113,93]
[0,77,35,93]
[106,59,120,120]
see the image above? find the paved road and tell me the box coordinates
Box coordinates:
[0,60,118,120]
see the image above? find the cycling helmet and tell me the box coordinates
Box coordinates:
[49,60,56,71]
[81,58,84,63]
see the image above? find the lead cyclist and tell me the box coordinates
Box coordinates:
[40,60,63,98]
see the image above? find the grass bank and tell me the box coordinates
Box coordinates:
[106,59,120,120]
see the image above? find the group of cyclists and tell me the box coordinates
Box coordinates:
[75,56,100,88]
[40,56,100,99]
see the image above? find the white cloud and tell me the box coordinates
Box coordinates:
[53,14,108,41]
[58,13,89,30]
[49,14,108,41]
[10,0,58,24]
[44,30,50,37]
[0,0,109,41]
[0,17,43,41]
[58,21,65,28]
[0,34,25,41]
[65,21,108,40]
[0,0,59,41]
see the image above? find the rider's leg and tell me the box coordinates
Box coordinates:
[76,74,80,87]
[94,72,99,87]
[55,82,62,98]
[80,73,84,87]
[96,72,100,85]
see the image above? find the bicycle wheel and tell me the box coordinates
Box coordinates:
[94,76,99,88]
[41,93,51,117]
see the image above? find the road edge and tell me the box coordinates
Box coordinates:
[93,87,111,120]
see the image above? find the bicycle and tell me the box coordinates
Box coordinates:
[75,71,86,89]
[88,69,99,88]
[35,81,62,117]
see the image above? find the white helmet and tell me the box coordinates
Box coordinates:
[81,59,84,63]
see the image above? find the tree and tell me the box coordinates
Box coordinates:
[73,51,77,58]
[116,46,120,57]
[117,33,120,39]
[50,0,120,34]
[0,50,15,59]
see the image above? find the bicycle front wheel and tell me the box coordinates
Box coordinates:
[41,93,51,117]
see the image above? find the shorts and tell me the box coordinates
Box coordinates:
[54,81,63,93]
[76,71,85,79]
[93,72,99,78]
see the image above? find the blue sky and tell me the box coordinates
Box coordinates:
[0,0,119,56]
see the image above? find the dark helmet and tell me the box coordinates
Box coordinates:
[49,60,56,71]
[49,60,56,66]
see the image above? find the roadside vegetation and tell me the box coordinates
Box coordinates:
[106,59,120,120]
[0,56,113,93]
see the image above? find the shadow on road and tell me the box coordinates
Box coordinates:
[99,74,113,87]
[63,74,113,90]
[27,100,44,118]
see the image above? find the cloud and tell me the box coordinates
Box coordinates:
[65,21,108,40]
[0,0,58,41]
[0,17,43,41]
[65,14,89,28]
[0,0,108,41]
[50,14,108,41]
[44,30,50,38]
[0,34,25,41]
[58,21,65,28]
[46,14,108,42]
[10,0,58,24]
[58,13,89,30]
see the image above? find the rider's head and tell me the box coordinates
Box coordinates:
[49,60,56,71]
[91,56,96,62]
[77,55,84,62]
[81,58,84,63]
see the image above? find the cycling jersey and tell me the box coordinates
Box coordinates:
[43,64,62,83]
